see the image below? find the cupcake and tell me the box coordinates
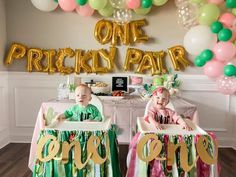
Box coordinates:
[131,76,143,85]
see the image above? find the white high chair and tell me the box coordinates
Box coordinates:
[46,94,111,131]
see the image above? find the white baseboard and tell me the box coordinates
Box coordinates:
[0,130,10,149]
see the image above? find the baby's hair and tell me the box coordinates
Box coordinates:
[76,84,92,94]
[152,87,169,97]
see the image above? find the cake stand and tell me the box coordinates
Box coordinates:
[128,85,143,95]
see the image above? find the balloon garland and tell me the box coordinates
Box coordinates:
[30,0,236,95]
[183,0,236,95]
[31,0,169,17]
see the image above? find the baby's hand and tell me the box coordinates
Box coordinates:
[56,114,65,122]
[154,122,163,130]
[182,122,192,131]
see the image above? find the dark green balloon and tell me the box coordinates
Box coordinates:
[226,0,236,8]
[200,49,213,61]
[211,21,223,33]
[194,57,206,67]
[54,0,58,3]
[76,0,87,6]
[218,28,232,41]
[141,0,152,8]
[224,64,236,77]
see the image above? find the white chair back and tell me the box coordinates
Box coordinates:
[90,94,105,119]
[144,98,175,117]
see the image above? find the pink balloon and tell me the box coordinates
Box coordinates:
[126,0,140,9]
[58,0,76,12]
[213,42,236,62]
[76,4,94,16]
[219,13,235,28]
[217,75,236,95]
[207,0,224,5]
[204,60,224,78]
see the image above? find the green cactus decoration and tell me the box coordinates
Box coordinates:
[45,107,57,126]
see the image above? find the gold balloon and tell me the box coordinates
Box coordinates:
[43,49,56,74]
[5,43,27,65]
[168,45,192,71]
[80,50,93,73]
[98,47,117,71]
[74,49,82,74]
[136,52,158,75]
[124,48,143,71]
[112,22,130,46]
[94,19,113,45]
[55,48,75,75]
[130,19,149,43]
[153,51,168,74]
[27,48,43,72]
[92,50,108,73]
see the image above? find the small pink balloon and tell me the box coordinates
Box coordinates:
[219,12,235,28]
[203,60,224,78]
[207,0,224,5]
[217,75,236,95]
[126,0,140,9]
[213,42,236,62]
[58,0,76,12]
[76,4,94,16]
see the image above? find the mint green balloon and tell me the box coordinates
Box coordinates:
[152,0,168,6]
[211,21,223,33]
[200,49,213,61]
[224,64,236,77]
[198,3,220,26]
[226,0,236,8]
[88,0,107,10]
[98,3,114,17]
[194,56,206,67]
[218,28,232,41]
[134,7,151,15]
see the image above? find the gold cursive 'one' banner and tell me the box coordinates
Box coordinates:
[36,134,110,170]
[137,134,218,172]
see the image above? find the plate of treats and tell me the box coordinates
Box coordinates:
[91,82,110,94]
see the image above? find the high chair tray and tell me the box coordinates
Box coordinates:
[45,118,111,131]
[137,117,207,135]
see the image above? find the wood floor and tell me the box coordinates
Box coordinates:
[0,143,235,177]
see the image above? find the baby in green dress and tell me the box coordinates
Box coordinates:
[57,84,102,122]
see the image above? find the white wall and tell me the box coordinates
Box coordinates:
[5,0,202,74]
[0,72,9,148]
[0,0,7,71]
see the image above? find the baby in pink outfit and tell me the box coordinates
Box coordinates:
[146,87,192,131]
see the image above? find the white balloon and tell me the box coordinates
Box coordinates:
[183,25,217,56]
[31,0,58,12]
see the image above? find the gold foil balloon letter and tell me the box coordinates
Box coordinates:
[5,43,27,65]
[168,45,192,71]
